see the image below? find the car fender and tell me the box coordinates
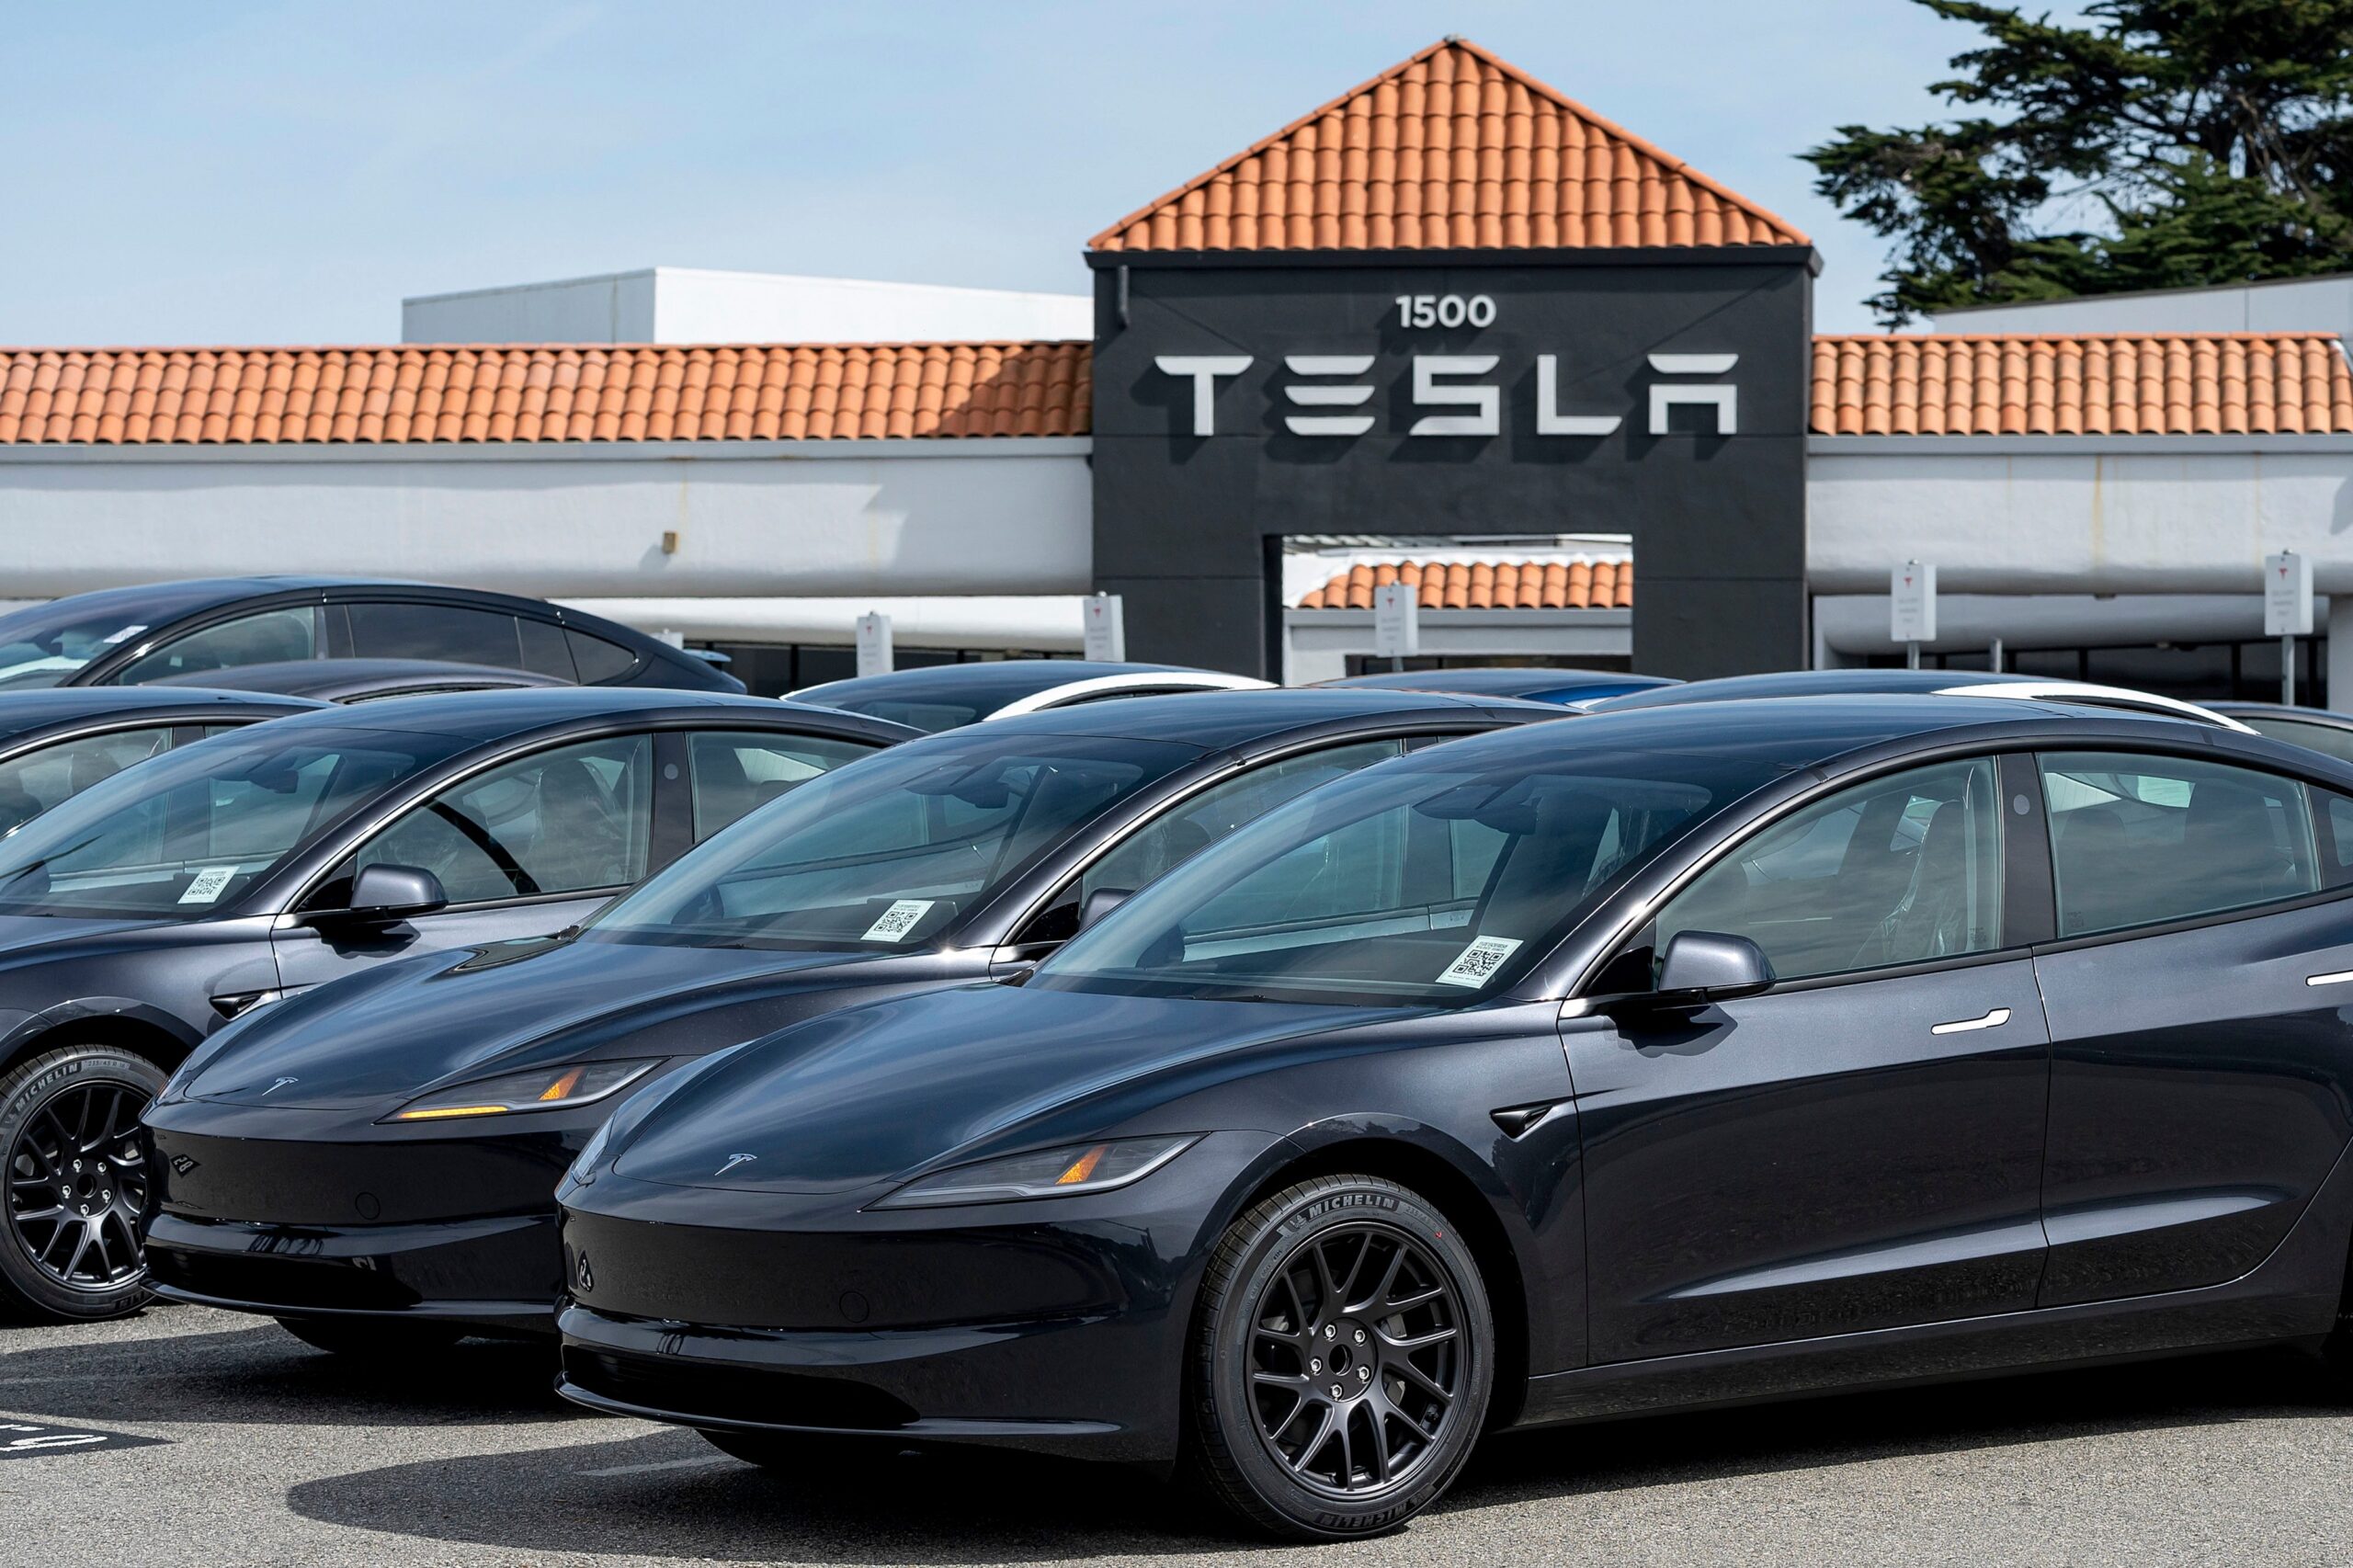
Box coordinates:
[0,995,205,1071]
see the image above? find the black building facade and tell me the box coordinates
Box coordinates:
[1083,38,1820,681]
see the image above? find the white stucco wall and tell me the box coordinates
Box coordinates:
[0,439,1094,601]
[403,267,1093,346]
[1807,437,2353,596]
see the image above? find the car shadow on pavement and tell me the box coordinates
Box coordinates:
[284,1345,2342,1562]
[290,1426,1233,1564]
[0,1319,576,1430]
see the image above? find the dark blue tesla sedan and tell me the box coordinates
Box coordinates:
[554,695,2353,1538]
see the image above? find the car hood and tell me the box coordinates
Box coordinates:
[608,983,1393,1196]
[179,933,905,1110]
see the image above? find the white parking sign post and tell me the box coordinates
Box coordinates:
[1081,594,1126,662]
[1373,582,1419,672]
[855,612,893,679]
[2265,551,2313,706]
[1891,562,1936,671]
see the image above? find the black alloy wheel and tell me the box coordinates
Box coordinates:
[1188,1175,1492,1540]
[0,1045,166,1323]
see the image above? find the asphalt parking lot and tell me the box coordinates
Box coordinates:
[1,1305,2349,1568]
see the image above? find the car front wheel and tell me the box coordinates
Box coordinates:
[0,1044,166,1324]
[1186,1173,1493,1540]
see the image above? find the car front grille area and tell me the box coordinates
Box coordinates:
[148,1246,423,1312]
[563,1346,920,1431]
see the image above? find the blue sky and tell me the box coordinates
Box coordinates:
[0,2,1994,344]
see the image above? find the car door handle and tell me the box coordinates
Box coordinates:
[1930,1007,2010,1035]
[2307,970,2353,987]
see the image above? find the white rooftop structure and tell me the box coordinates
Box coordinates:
[401,267,1093,346]
[1927,272,2353,338]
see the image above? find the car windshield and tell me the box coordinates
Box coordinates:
[0,602,168,690]
[1032,741,1793,1006]
[0,723,472,918]
[590,733,1202,950]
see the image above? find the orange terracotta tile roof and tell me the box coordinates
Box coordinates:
[1811,332,2353,437]
[1296,558,1632,611]
[0,342,1091,445]
[1091,38,1805,254]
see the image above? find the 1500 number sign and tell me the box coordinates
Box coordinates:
[1396,294,1496,328]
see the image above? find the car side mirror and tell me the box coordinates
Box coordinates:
[1079,887,1131,931]
[1649,930,1775,1006]
[335,864,449,924]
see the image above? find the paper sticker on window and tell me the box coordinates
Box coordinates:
[178,866,237,904]
[860,899,935,943]
[1438,935,1521,987]
[101,624,148,645]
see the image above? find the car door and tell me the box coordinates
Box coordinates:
[2030,749,2353,1306]
[271,733,660,990]
[1563,755,2054,1361]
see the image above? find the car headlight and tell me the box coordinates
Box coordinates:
[381,1059,662,1124]
[868,1134,1199,1210]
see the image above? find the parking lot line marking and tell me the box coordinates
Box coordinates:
[574,1454,734,1477]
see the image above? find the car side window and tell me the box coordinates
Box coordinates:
[688,731,878,841]
[1002,740,1427,948]
[349,735,654,905]
[112,608,321,683]
[0,726,178,836]
[566,631,640,683]
[2041,751,2319,937]
[1079,740,1409,906]
[347,602,525,668]
[1654,758,2004,984]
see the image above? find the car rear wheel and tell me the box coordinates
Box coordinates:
[1185,1174,1493,1540]
[0,1044,166,1324]
[276,1316,467,1358]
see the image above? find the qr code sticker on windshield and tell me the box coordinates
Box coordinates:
[1438,935,1521,987]
[860,898,936,943]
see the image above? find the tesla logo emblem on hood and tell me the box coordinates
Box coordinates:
[714,1153,757,1178]
[574,1252,594,1291]
[260,1077,299,1096]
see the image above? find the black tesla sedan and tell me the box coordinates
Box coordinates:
[0,689,910,1322]
[140,689,1552,1352]
[0,687,324,837]
[552,695,2353,1539]
[0,576,740,693]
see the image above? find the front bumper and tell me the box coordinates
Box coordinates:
[553,1130,1289,1463]
[145,1211,559,1335]
[142,1099,600,1335]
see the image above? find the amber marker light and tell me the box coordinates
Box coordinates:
[1054,1144,1110,1185]
[392,1104,510,1122]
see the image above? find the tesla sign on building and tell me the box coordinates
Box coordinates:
[1086,40,1818,680]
